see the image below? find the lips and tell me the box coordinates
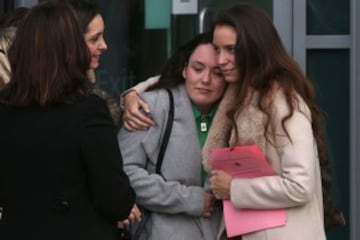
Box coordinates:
[197,88,211,94]
[221,68,235,75]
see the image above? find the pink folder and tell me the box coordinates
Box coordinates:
[209,145,287,237]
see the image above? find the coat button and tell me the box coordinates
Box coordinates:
[59,200,70,210]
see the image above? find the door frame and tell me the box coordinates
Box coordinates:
[350,0,360,239]
[275,1,358,240]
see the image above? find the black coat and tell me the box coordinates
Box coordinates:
[0,94,135,240]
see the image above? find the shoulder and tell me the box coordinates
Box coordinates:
[269,84,311,120]
[140,85,188,126]
[77,94,108,111]
[141,85,184,108]
[76,94,114,126]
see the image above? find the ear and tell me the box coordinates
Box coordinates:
[182,67,187,80]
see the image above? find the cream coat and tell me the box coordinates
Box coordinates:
[202,83,326,240]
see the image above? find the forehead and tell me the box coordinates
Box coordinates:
[85,14,104,35]
[188,44,217,64]
[213,25,237,45]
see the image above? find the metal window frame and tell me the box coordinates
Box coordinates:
[273,0,293,54]
[350,0,360,239]
[14,0,38,8]
[276,1,358,240]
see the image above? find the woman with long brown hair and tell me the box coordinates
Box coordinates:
[206,4,344,240]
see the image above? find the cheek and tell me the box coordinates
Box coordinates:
[86,43,96,55]
[211,78,226,97]
[184,69,199,86]
[184,77,195,94]
[184,75,199,99]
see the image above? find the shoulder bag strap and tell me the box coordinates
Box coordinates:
[155,88,174,179]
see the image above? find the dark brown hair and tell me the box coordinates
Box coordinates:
[0,1,91,106]
[151,32,213,90]
[63,0,100,34]
[0,7,29,30]
[211,4,344,228]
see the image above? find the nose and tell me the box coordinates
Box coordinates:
[201,70,211,85]
[99,37,107,51]
[217,50,228,66]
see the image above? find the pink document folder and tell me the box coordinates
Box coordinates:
[209,145,287,237]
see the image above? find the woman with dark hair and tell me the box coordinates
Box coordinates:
[0,7,29,30]
[0,2,135,240]
[118,32,226,240]
[205,4,343,240]
[63,0,121,126]
[66,0,107,71]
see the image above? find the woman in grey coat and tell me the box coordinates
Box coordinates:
[118,32,226,240]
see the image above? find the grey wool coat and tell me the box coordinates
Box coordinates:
[118,85,221,240]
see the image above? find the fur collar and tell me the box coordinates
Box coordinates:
[202,83,240,172]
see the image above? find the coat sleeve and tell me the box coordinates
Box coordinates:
[118,90,205,217]
[119,76,160,109]
[230,91,318,209]
[80,95,135,221]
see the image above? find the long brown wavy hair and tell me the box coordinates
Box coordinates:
[211,4,344,228]
[0,1,91,106]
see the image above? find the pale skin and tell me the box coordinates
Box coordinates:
[122,90,155,131]
[84,14,107,70]
[179,43,226,216]
[209,24,240,199]
[209,170,232,200]
[182,44,225,114]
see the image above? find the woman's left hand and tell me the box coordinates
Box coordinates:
[209,170,232,200]
[120,203,142,227]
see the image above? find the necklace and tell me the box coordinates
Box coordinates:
[200,115,207,132]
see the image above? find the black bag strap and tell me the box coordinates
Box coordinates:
[132,88,174,240]
[155,88,174,178]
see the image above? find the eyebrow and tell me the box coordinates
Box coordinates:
[190,61,205,66]
[85,31,103,39]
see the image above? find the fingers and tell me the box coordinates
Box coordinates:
[209,171,232,200]
[119,219,130,228]
[120,204,142,225]
[137,98,150,114]
[127,212,136,223]
[123,115,149,131]
[130,204,142,222]
[123,108,153,130]
[136,99,155,126]
[213,193,221,200]
[123,92,155,131]
[202,210,212,218]
[202,192,215,217]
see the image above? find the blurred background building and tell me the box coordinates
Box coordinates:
[2,1,359,239]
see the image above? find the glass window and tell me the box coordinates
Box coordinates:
[97,0,197,97]
[307,0,350,35]
[307,49,349,240]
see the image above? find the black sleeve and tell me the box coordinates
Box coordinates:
[80,95,135,221]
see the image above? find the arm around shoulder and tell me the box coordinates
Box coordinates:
[120,75,160,108]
